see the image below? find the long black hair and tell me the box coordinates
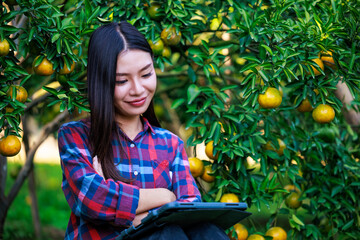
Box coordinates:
[87,21,160,181]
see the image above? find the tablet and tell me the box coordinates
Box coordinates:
[116,201,251,240]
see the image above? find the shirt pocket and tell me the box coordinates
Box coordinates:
[151,160,172,189]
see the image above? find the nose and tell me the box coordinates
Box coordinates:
[129,78,145,95]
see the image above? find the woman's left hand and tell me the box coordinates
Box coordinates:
[93,156,105,178]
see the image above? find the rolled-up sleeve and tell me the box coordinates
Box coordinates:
[58,123,140,227]
[170,138,202,202]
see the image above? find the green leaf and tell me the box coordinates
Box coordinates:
[292,214,305,226]
[187,84,200,104]
[171,99,185,109]
[51,33,61,43]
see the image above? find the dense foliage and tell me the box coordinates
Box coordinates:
[1,0,359,239]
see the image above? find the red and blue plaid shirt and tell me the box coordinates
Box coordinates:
[58,117,201,240]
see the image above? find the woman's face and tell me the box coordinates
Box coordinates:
[114,49,156,122]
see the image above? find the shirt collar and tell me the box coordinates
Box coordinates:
[141,116,155,134]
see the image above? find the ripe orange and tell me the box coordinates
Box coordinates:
[147,3,162,20]
[7,85,28,103]
[0,135,21,157]
[258,87,282,109]
[264,139,286,156]
[247,234,265,240]
[205,140,218,160]
[188,157,204,177]
[312,104,335,123]
[33,56,55,76]
[220,193,239,203]
[59,60,75,75]
[229,223,248,240]
[148,39,164,56]
[319,51,336,69]
[308,58,324,76]
[201,165,215,183]
[265,227,287,240]
[161,27,182,46]
[0,39,10,56]
[285,192,302,209]
[297,98,313,112]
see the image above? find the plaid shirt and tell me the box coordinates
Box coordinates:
[58,117,201,240]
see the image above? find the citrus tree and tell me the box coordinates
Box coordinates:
[1,0,360,239]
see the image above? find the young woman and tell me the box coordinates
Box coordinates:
[58,21,229,240]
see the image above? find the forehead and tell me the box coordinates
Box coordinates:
[116,49,153,72]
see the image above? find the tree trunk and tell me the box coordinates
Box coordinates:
[23,115,41,238]
[0,111,69,239]
[334,81,360,129]
[0,155,7,240]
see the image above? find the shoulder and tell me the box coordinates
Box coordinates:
[58,118,90,136]
[151,126,184,146]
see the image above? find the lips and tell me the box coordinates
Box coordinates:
[127,97,147,107]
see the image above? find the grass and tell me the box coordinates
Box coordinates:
[4,162,70,240]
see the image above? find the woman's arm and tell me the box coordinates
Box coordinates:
[59,123,140,227]
[136,188,176,213]
[93,156,176,214]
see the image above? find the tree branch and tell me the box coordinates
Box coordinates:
[7,110,69,205]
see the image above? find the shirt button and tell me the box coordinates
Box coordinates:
[134,171,139,176]
[130,143,135,148]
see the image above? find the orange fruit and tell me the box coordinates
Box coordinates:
[258,87,282,109]
[220,193,239,203]
[284,184,300,193]
[0,39,10,56]
[5,106,14,113]
[7,85,28,103]
[201,165,215,183]
[162,46,171,58]
[59,60,75,75]
[265,227,287,240]
[297,98,313,112]
[147,3,162,20]
[312,104,335,123]
[161,27,182,46]
[188,157,204,177]
[308,58,324,76]
[247,234,265,240]
[0,135,21,157]
[319,51,336,69]
[264,138,286,156]
[33,56,55,76]
[205,140,218,160]
[245,156,261,173]
[148,39,164,56]
[285,192,302,209]
[229,223,248,240]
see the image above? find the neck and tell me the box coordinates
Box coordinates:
[116,116,143,140]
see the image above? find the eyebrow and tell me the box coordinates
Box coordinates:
[116,63,152,76]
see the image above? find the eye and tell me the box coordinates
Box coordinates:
[116,80,127,85]
[142,72,153,78]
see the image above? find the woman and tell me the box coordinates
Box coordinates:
[58,21,229,240]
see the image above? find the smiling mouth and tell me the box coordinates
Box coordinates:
[127,97,147,107]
